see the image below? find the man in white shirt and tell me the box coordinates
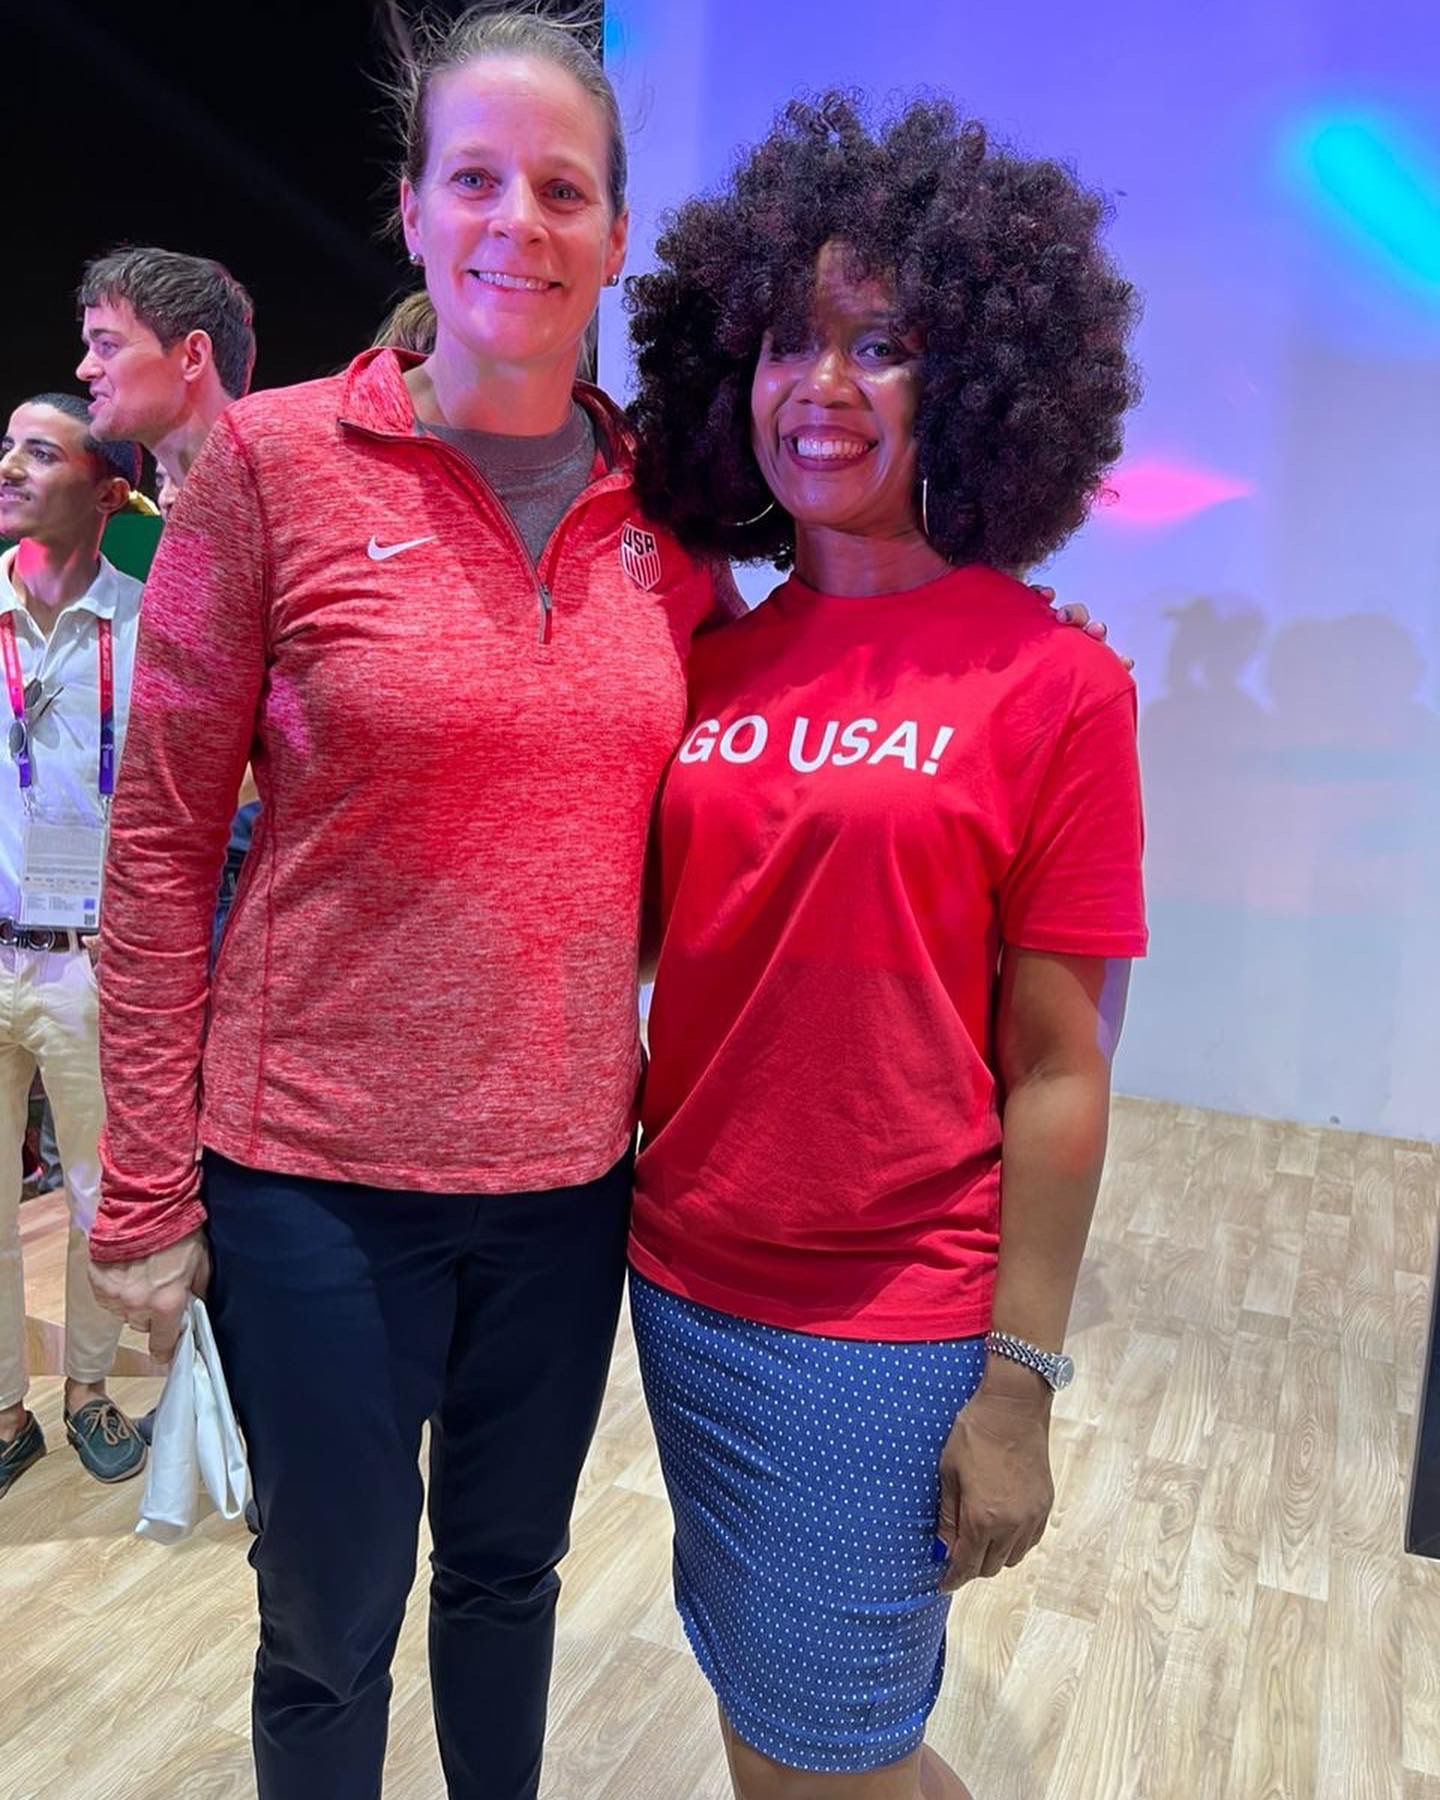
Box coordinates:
[0,393,146,1495]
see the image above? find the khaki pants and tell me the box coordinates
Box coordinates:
[0,942,121,1409]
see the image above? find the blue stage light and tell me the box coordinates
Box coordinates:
[1297,116,1440,293]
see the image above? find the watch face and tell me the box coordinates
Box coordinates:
[1052,1354,1076,1390]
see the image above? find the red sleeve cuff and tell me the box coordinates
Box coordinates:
[1002,927,1149,958]
[88,1197,209,1264]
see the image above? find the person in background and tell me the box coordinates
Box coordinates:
[371,288,439,354]
[76,248,263,957]
[77,245,256,499]
[0,393,147,1496]
[624,95,1147,1800]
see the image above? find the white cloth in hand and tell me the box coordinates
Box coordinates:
[135,1296,251,1544]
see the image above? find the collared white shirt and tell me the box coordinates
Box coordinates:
[0,548,143,922]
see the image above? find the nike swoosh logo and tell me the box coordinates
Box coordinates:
[367,534,436,562]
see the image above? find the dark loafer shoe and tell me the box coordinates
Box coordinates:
[0,1411,46,1496]
[64,1397,147,1484]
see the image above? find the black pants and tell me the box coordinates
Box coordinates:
[204,1149,632,1800]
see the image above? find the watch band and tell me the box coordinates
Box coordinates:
[984,1330,1075,1392]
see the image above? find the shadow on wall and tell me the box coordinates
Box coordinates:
[1121,597,1440,1139]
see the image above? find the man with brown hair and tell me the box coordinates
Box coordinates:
[76,245,256,495]
[78,247,262,946]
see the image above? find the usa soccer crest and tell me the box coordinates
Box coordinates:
[620,521,663,592]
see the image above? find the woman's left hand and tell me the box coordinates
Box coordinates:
[1032,585,1135,671]
[934,1383,1055,1591]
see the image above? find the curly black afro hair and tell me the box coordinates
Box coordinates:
[625,93,1141,572]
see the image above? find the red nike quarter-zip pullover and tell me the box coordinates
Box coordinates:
[92,348,725,1261]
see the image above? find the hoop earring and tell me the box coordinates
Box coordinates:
[731,500,776,529]
[920,476,931,539]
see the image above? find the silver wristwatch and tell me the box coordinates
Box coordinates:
[984,1330,1075,1391]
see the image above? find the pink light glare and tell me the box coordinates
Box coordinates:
[1097,457,1256,529]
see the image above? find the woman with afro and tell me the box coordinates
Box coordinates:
[625,94,1148,1799]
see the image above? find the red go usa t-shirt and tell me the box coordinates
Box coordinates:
[631,567,1148,1342]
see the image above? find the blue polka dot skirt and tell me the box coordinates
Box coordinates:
[629,1271,986,1774]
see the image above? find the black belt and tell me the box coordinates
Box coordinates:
[0,920,93,952]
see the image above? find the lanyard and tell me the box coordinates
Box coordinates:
[0,612,30,789]
[98,614,115,798]
[0,611,114,798]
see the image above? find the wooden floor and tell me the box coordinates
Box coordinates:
[1,1097,1438,1799]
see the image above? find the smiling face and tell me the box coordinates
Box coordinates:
[0,403,127,550]
[399,54,627,378]
[750,242,928,548]
[76,297,191,447]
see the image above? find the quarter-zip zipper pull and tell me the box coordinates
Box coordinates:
[537,582,553,646]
